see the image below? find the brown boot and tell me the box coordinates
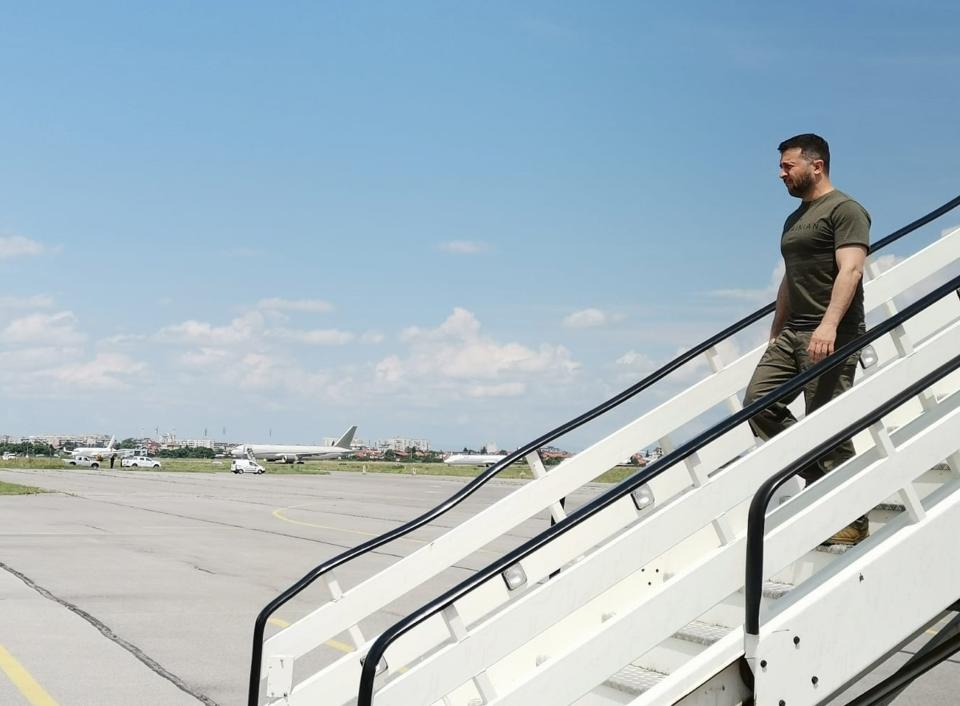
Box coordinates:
[822,516,869,546]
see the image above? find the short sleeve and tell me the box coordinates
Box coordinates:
[832,199,870,250]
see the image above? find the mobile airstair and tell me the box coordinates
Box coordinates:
[250,195,960,706]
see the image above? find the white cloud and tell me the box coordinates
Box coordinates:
[0,295,54,310]
[0,346,82,371]
[220,352,334,396]
[360,330,384,344]
[377,308,579,394]
[869,253,900,274]
[375,355,403,383]
[616,350,658,371]
[707,261,784,304]
[401,307,481,343]
[563,308,622,329]
[180,347,231,367]
[2,311,86,345]
[438,240,490,255]
[0,235,58,260]
[466,382,527,398]
[102,333,148,345]
[158,311,264,345]
[614,349,660,383]
[41,353,146,390]
[257,298,334,314]
[269,328,355,345]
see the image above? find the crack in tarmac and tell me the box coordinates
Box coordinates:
[0,560,218,706]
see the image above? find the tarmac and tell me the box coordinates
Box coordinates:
[0,467,956,705]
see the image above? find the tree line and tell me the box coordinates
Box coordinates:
[0,442,57,456]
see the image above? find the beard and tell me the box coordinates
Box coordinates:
[784,169,815,198]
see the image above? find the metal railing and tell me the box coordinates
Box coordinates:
[248,193,960,705]
[356,270,960,705]
[744,354,960,637]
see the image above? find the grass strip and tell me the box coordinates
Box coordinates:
[0,480,45,495]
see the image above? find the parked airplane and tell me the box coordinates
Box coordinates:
[70,436,118,460]
[230,426,358,464]
[444,453,508,467]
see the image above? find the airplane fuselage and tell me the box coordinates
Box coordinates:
[71,447,124,460]
[443,454,507,466]
[230,444,350,463]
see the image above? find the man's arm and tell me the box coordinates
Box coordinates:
[769,274,790,345]
[807,245,867,362]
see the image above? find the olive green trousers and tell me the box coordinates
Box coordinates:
[744,328,861,483]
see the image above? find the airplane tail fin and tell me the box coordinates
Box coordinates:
[335,426,358,449]
[107,436,116,450]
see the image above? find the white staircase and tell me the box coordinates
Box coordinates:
[252,215,960,706]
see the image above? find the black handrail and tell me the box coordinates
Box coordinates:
[248,193,960,705]
[871,193,960,252]
[356,272,960,705]
[745,353,960,636]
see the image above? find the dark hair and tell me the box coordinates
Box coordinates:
[778,133,830,174]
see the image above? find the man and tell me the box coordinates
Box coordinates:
[743,133,870,545]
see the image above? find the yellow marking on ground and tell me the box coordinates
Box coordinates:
[272,508,417,542]
[272,503,498,555]
[0,643,59,706]
[267,617,354,654]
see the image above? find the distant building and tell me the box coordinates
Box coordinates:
[159,432,178,447]
[26,434,111,448]
[378,437,431,452]
[179,438,214,450]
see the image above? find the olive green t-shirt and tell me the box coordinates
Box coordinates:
[781,190,870,333]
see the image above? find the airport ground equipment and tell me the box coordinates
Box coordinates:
[250,195,960,705]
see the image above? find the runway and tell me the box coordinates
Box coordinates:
[0,467,592,705]
[0,467,956,705]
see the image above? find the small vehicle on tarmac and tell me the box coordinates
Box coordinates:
[65,455,100,469]
[121,456,162,469]
[231,458,266,474]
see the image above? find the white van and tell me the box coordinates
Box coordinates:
[231,458,265,474]
[121,456,162,469]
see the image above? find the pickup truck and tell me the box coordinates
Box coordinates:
[64,455,100,469]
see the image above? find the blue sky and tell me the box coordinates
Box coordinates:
[2,2,959,449]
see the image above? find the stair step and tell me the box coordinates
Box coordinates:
[621,620,733,677]
[604,621,730,695]
[674,620,731,646]
[758,580,793,599]
[700,580,793,627]
[815,542,854,555]
[734,579,795,599]
[604,664,667,696]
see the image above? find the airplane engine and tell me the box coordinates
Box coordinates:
[281,455,298,464]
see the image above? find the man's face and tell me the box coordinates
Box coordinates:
[779,147,820,198]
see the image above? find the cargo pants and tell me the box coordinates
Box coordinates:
[743,327,862,484]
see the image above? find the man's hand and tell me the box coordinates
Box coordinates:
[808,323,837,363]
